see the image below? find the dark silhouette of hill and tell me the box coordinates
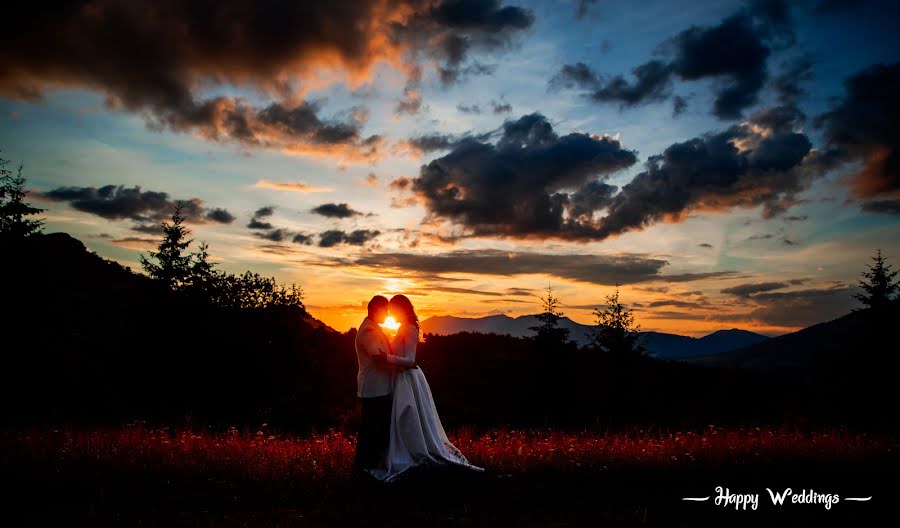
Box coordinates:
[689,301,899,373]
[633,331,696,357]
[1,232,357,430]
[637,328,771,359]
[694,328,771,355]
[422,315,770,358]
[685,300,900,430]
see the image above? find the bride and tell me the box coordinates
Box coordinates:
[367,294,484,482]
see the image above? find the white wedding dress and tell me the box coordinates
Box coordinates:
[367,323,484,482]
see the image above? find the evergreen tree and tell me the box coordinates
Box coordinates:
[853,249,899,311]
[140,204,193,290]
[140,203,304,310]
[589,285,644,358]
[187,241,222,300]
[0,156,44,237]
[529,284,570,347]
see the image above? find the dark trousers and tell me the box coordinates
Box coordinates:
[353,394,392,473]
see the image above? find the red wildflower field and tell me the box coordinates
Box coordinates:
[3,425,897,525]
[3,424,894,478]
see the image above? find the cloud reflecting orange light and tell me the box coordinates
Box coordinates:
[254,179,335,193]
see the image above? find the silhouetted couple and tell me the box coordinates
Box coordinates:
[352,294,483,482]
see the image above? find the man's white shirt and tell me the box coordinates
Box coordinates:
[355,318,393,398]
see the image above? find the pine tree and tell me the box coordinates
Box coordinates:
[140,204,193,290]
[589,285,644,358]
[0,156,44,237]
[187,241,222,300]
[853,249,899,312]
[138,205,304,308]
[529,284,570,347]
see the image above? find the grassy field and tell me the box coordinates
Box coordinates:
[3,425,897,526]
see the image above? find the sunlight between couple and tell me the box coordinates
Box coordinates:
[353,294,484,482]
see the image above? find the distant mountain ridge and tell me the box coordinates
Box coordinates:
[420,314,771,359]
[686,300,900,371]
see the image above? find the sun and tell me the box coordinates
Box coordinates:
[380,316,401,334]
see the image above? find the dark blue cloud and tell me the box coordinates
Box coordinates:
[409,113,638,240]
[41,184,234,229]
[310,203,363,218]
[551,0,797,119]
[815,62,900,200]
[409,107,823,241]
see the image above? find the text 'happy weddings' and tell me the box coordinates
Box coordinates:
[682,486,873,510]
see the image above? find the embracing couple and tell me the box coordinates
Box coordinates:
[352,294,483,482]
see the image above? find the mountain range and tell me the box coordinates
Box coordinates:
[420,314,771,359]
[686,302,896,372]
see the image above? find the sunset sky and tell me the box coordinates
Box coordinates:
[2,0,898,335]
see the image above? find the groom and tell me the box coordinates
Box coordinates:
[352,295,402,478]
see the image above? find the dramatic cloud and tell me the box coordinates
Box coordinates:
[247,206,275,230]
[550,60,672,108]
[814,62,900,200]
[405,133,465,153]
[408,113,638,240]
[292,233,314,245]
[311,203,363,218]
[592,106,822,240]
[131,224,165,235]
[860,199,900,215]
[402,130,493,154]
[331,249,735,286]
[254,228,290,242]
[160,99,383,161]
[41,184,234,230]
[255,180,334,193]
[318,229,381,247]
[721,281,789,298]
[401,0,535,87]
[409,107,822,241]
[205,208,236,224]
[551,0,796,119]
[437,62,496,87]
[406,285,504,297]
[0,0,533,157]
[590,59,673,106]
[254,226,315,245]
[246,208,374,246]
[742,285,857,327]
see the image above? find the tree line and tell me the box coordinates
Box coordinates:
[139,204,304,311]
[529,283,645,358]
